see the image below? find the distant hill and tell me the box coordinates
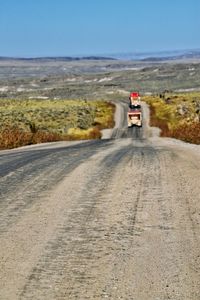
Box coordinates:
[108,49,200,61]
[1,49,200,62]
[141,51,200,62]
[0,56,116,62]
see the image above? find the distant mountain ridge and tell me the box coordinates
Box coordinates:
[141,51,200,62]
[0,56,116,62]
[108,49,200,61]
[0,49,200,62]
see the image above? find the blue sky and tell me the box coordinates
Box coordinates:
[0,0,199,57]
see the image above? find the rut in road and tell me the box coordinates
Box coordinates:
[19,140,136,299]
[0,139,132,299]
[0,140,112,233]
[0,139,196,300]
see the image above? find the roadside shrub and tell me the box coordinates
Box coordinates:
[149,104,170,136]
[66,127,101,140]
[147,95,200,144]
[168,123,200,144]
[0,126,32,149]
[88,127,102,139]
[31,131,62,144]
[0,126,62,149]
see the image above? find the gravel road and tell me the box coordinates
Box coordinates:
[0,103,200,300]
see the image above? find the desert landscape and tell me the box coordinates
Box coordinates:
[0,51,200,299]
[0,51,200,148]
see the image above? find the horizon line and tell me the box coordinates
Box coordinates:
[0,47,200,60]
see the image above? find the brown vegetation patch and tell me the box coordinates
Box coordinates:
[145,92,200,144]
[0,99,115,149]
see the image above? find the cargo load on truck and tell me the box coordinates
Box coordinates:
[127,91,142,127]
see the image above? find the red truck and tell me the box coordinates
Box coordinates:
[127,92,142,127]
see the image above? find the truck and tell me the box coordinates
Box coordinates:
[127,91,142,127]
[127,108,142,127]
[129,91,141,109]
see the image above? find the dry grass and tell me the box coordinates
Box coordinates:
[148,104,170,136]
[0,99,115,149]
[145,92,200,144]
[0,126,62,149]
[168,123,200,144]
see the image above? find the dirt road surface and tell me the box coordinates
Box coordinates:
[0,103,200,300]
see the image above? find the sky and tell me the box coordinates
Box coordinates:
[0,0,199,57]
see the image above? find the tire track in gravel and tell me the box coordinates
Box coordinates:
[0,140,113,233]
[1,140,200,300]
[156,147,200,300]
[18,142,162,300]
[169,149,200,241]
[99,145,162,300]
[0,138,133,300]
[97,145,200,300]
[19,140,135,300]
